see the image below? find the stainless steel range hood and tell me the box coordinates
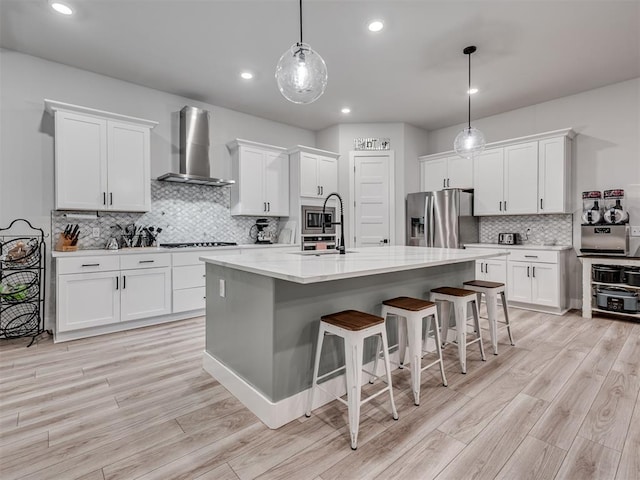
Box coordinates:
[158,106,235,186]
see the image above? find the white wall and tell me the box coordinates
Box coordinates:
[0,49,315,229]
[426,78,640,307]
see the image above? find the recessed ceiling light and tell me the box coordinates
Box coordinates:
[240,72,254,80]
[368,20,384,32]
[341,107,351,114]
[50,2,73,15]
[467,87,479,95]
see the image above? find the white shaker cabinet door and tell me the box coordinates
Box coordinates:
[531,263,559,307]
[120,267,171,322]
[447,155,473,189]
[238,146,267,215]
[484,259,507,284]
[507,262,532,303]
[317,155,338,196]
[264,151,289,216]
[473,149,504,215]
[107,121,151,212]
[57,271,120,332]
[538,136,568,214]
[299,152,319,197]
[54,111,107,210]
[504,141,538,215]
[421,158,447,192]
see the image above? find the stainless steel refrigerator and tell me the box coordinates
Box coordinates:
[406,189,478,248]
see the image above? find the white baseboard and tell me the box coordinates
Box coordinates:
[202,349,401,429]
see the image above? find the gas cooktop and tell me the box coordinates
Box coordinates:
[159,242,238,249]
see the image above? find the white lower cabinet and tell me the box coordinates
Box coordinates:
[57,271,120,332]
[120,267,171,322]
[508,261,559,307]
[475,258,507,284]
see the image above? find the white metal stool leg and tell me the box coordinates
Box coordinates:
[485,290,499,355]
[453,299,468,373]
[379,328,399,421]
[501,291,515,346]
[430,313,448,387]
[470,299,486,362]
[306,323,326,417]
[343,333,364,450]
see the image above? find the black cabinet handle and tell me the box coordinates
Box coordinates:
[540,198,543,210]
[103,192,106,205]
[447,178,450,188]
[524,255,538,258]
[115,277,119,290]
[81,263,100,267]
[485,263,489,274]
[532,266,536,278]
[499,201,502,211]
[443,178,446,188]
[138,260,155,264]
[320,186,323,195]
[267,202,270,212]
[123,275,126,289]
[504,201,507,211]
[527,266,530,277]
[110,192,113,205]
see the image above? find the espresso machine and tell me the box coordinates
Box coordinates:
[253,218,273,244]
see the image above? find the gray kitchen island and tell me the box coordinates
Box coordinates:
[200,245,506,428]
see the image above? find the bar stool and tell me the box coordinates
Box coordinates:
[462,280,514,355]
[430,287,486,374]
[377,297,447,406]
[306,310,398,450]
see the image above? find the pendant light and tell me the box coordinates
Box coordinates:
[275,0,328,104]
[453,46,486,159]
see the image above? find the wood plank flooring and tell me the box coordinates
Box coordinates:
[1,310,639,480]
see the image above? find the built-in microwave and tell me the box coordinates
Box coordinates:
[301,205,336,235]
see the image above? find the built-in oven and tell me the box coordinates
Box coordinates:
[301,205,336,235]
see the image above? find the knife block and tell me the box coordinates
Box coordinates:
[54,233,78,252]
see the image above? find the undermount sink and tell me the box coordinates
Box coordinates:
[291,250,356,256]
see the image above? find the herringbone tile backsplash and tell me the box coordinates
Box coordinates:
[479,214,573,245]
[52,181,279,249]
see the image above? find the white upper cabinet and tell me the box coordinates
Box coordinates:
[228,139,289,217]
[538,136,572,213]
[45,100,156,212]
[289,146,339,199]
[419,154,473,191]
[469,128,574,216]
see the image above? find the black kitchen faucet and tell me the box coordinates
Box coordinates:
[322,192,346,254]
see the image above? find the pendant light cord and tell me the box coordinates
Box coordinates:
[468,50,471,130]
[299,0,303,45]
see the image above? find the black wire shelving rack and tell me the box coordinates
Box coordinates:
[0,219,51,347]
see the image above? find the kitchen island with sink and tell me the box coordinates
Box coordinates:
[200,245,506,428]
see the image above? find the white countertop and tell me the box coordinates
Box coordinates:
[201,246,507,284]
[51,243,297,258]
[464,243,573,251]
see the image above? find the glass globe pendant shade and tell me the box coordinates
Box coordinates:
[275,43,327,104]
[453,126,486,159]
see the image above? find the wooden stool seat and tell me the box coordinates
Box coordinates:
[380,296,447,405]
[307,309,398,450]
[321,310,384,331]
[463,280,505,289]
[430,286,477,297]
[430,286,486,374]
[461,280,514,355]
[382,296,436,312]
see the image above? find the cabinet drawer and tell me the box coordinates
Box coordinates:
[173,264,206,290]
[172,249,240,267]
[173,287,206,313]
[57,256,120,274]
[120,253,171,270]
[507,250,558,264]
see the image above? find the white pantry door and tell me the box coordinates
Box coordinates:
[351,151,394,247]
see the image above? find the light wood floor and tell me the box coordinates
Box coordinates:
[1,309,639,480]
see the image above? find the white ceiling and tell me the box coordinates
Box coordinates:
[1,0,639,132]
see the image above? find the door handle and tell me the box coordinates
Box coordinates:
[138,260,155,264]
[447,178,450,188]
[524,255,538,259]
[110,192,113,205]
[485,263,489,274]
[499,201,502,211]
[320,186,323,195]
[267,202,270,212]
[317,186,320,195]
[81,263,100,267]
[527,266,530,277]
[443,178,446,188]
[263,202,267,212]
[504,201,507,211]
[540,198,543,210]
[480,263,484,273]
[115,277,119,290]
[532,266,536,277]
[123,275,126,289]
[103,192,107,205]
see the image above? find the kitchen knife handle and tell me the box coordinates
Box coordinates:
[123,276,126,289]
[527,266,530,277]
[532,266,536,277]
[110,192,113,205]
[116,277,119,290]
[81,263,100,267]
[103,192,106,205]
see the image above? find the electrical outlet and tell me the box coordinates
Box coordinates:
[631,226,640,237]
[219,279,226,298]
[92,227,100,238]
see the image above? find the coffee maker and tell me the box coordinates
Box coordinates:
[253,218,273,244]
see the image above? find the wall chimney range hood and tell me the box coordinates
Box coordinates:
[158,106,235,186]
